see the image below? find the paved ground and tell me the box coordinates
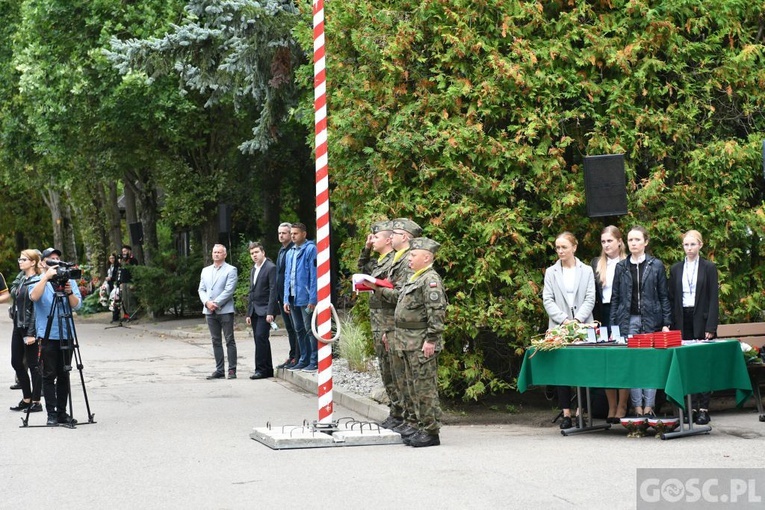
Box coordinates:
[2,311,764,509]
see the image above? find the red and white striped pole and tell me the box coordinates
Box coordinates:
[313,0,333,425]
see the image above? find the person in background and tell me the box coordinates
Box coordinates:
[543,232,596,429]
[105,253,120,294]
[198,244,239,380]
[245,242,279,380]
[117,245,139,318]
[591,225,629,423]
[283,222,318,372]
[669,229,719,425]
[30,247,83,426]
[7,270,22,391]
[105,252,121,323]
[274,223,299,369]
[610,226,671,417]
[9,251,42,413]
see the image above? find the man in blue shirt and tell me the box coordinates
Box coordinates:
[282,223,318,372]
[29,247,83,426]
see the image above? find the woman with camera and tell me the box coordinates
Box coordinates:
[9,249,42,413]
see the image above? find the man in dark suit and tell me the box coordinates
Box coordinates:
[246,242,279,379]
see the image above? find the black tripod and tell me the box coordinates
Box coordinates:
[21,284,96,428]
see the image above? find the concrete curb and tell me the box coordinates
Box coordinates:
[276,367,390,423]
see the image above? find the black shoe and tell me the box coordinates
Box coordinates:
[57,413,77,425]
[409,431,441,448]
[560,416,573,429]
[276,359,294,369]
[249,372,272,380]
[695,410,711,425]
[379,416,404,430]
[28,402,43,413]
[228,370,237,379]
[47,414,58,427]
[393,423,418,437]
[10,400,31,411]
[206,372,225,380]
[10,383,22,390]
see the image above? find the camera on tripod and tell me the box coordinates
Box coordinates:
[46,260,83,285]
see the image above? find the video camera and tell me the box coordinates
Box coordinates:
[46,259,83,285]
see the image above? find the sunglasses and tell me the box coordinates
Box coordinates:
[18,258,29,262]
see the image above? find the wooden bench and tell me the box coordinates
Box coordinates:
[716,322,765,421]
[717,322,765,348]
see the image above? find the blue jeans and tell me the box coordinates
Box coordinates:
[628,314,656,409]
[207,312,237,373]
[288,298,316,366]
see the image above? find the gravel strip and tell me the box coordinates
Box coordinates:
[331,357,384,400]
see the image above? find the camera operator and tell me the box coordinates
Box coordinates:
[29,247,82,427]
[117,244,139,317]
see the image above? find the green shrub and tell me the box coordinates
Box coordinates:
[131,252,204,317]
[77,292,108,316]
[338,319,373,372]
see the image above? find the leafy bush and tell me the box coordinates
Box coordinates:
[296,0,765,400]
[131,252,204,317]
[77,292,108,316]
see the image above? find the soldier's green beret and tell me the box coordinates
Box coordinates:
[410,237,440,254]
[370,220,392,234]
[391,218,423,237]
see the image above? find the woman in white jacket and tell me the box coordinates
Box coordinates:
[542,231,596,429]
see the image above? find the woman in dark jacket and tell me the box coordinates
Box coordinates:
[9,249,42,412]
[610,226,671,416]
[668,229,718,425]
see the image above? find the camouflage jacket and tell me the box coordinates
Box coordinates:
[394,266,447,351]
[377,248,413,306]
[365,251,394,334]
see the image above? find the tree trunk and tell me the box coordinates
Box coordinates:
[124,168,160,266]
[261,160,283,257]
[107,180,122,255]
[122,174,143,263]
[201,213,219,265]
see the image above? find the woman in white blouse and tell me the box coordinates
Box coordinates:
[543,232,596,429]
[590,225,628,423]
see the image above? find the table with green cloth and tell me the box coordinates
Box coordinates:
[517,340,752,410]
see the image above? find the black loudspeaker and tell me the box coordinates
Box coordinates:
[583,154,628,218]
[218,204,231,234]
[128,222,144,246]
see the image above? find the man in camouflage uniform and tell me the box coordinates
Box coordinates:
[370,219,422,435]
[394,237,446,447]
[356,220,401,428]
